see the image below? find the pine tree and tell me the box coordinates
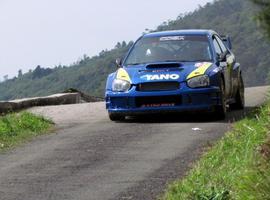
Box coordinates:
[18,69,23,78]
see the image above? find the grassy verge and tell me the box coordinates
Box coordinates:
[163,101,270,200]
[0,112,53,150]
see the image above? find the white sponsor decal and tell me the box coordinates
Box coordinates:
[160,36,185,41]
[195,62,204,68]
[141,74,180,81]
[194,62,212,68]
[146,49,152,56]
[213,68,220,73]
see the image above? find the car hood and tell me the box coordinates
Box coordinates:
[117,62,213,84]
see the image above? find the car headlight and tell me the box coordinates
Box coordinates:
[187,75,210,88]
[112,79,131,92]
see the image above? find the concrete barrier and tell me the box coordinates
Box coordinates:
[63,88,104,102]
[0,93,81,114]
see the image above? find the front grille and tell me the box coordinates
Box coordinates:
[137,82,180,92]
[135,95,182,108]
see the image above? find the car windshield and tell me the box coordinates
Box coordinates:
[124,35,212,65]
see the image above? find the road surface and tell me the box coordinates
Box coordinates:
[0,86,269,200]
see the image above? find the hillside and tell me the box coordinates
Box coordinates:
[0,0,269,100]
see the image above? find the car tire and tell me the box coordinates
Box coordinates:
[230,74,245,110]
[215,79,226,120]
[108,113,125,121]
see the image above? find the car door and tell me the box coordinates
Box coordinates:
[216,36,236,98]
[212,36,234,98]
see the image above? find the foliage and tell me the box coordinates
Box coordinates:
[163,101,270,200]
[0,0,270,100]
[251,0,270,40]
[0,42,132,100]
[0,112,53,150]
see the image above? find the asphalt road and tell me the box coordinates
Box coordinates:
[0,86,269,200]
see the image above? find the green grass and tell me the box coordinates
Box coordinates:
[163,101,270,200]
[0,112,53,150]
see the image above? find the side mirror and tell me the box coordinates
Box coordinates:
[220,35,232,50]
[217,52,227,63]
[115,58,122,68]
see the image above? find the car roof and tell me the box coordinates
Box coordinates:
[143,29,217,38]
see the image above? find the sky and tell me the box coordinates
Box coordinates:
[0,0,212,80]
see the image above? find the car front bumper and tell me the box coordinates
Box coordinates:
[106,84,221,115]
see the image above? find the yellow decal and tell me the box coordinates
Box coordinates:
[187,62,213,79]
[116,68,131,82]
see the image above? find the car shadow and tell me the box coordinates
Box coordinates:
[118,106,257,124]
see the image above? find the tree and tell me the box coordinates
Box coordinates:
[115,42,122,49]
[252,0,270,40]
[32,65,42,79]
[3,75,8,81]
[18,69,23,78]
[121,41,127,48]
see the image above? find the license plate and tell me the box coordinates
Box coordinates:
[141,103,175,107]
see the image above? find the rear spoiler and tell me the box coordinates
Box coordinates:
[220,35,232,50]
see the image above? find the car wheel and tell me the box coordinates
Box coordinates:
[215,79,226,119]
[108,113,125,121]
[230,74,245,110]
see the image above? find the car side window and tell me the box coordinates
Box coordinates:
[213,38,222,55]
[215,36,228,53]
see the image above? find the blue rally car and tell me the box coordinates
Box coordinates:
[105,30,245,121]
